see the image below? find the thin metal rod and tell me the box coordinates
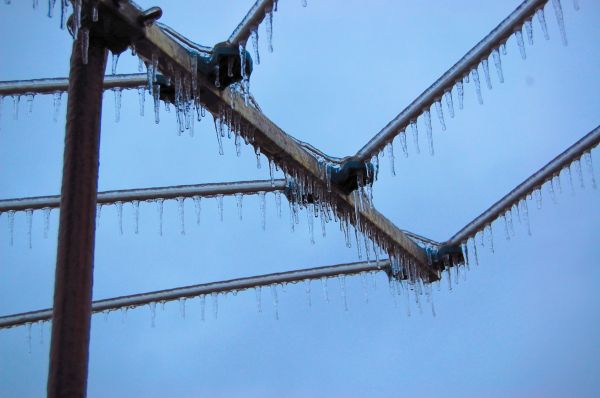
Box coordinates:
[0,260,389,329]
[228,0,274,45]
[354,0,547,161]
[47,36,107,398]
[0,73,146,96]
[446,126,600,246]
[0,179,286,213]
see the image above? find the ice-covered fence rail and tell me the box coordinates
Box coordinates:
[96,0,439,282]
[445,125,600,247]
[0,260,389,329]
[355,0,552,162]
[228,0,275,45]
[0,74,146,96]
[0,179,286,213]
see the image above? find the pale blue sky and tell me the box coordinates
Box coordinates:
[0,1,599,397]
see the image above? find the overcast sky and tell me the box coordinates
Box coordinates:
[1,0,599,397]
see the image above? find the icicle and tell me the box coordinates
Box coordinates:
[534,188,543,209]
[235,193,243,220]
[270,285,279,320]
[259,192,266,230]
[137,87,145,116]
[92,3,98,21]
[548,179,558,203]
[306,207,315,244]
[111,52,120,75]
[116,201,124,235]
[217,194,224,222]
[26,94,34,114]
[471,68,483,105]
[26,209,33,249]
[8,210,15,247]
[566,165,576,194]
[360,273,369,303]
[179,298,186,319]
[12,95,19,120]
[265,7,274,53]
[211,293,219,319]
[132,200,140,234]
[423,109,434,155]
[410,120,420,154]
[48,0,56,18]
[176,197,185,235]
[583,152,597,189]
[43,207,51,238]
[501,42,507,55]
[386,141,396,176]
[524,19,534,46]
[156,199,164,236]
[26,323,32,354]
[250,27,260,65]
[96,203,102,228]
[150,302,156,327]
[193,196,201,225]
[253,287,262,313]
[338,276,349,311]
[434,100,446,131]
[551,0,568,45]
[491,48,504,84]
[519,199,532,236]
[444,91,454,119]
[537,8,550,40]
[153,84,160,124]
[503,214,510,240]
[398,130,408,157]
[275,191,282,218]
[456,80,464,110]
[481,59,492,90]
[321,277,329,302]
[485,223,494,253]
[574,159,585,188]
[471,236,479,266]
[305,280,312,307]
[268,159,275,186]
[214,117,224,155]
[199,295,206,321]
[515,30,527,60]
[80,28,89,65]
[113,88,122,123]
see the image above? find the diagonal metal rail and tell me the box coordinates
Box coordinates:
[0,179,286,213]
[228,0,275,46]
[0,259,390,329]
[445,125,600,247]
[97,0,438,282]
[354,0,550,161]
[0,74,146,96]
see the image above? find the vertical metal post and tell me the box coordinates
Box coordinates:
[47,32,107,397]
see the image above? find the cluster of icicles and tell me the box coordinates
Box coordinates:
[455,147,597,286]
[369,0,578,178]
[12,269,441,353]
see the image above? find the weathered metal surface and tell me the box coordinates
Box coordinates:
[47,37,107,398]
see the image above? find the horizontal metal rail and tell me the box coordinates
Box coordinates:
[446,125,600,246]
[97,0,438,281]
[0,179,286,213]
[355,0,547,161]
[228,0,274,45]
[0,74,147,96]
[0,260,389,329]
